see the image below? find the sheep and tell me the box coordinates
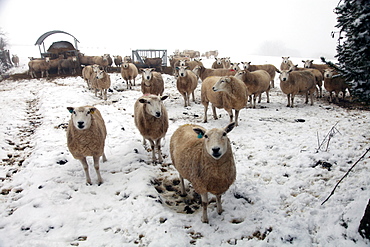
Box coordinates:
[175,66,198,107]
[144,57,163,72]
[94,55,110,71]
[121,61,138,89]
[302,60,330,76]
[134,94,169,163]
[140,68,164,96]
[196,65,237,82]
[235,70,271,108]
[12,55,19,67]
[212,58,224,69]
[82,65,95,89]
[241,62,277,88]
[184,59,204,71]
[276,69,316,107]
[58,56,79,75]
[203,50,218,59]
[230,62,241,72]
[48,55,65,72]
[78,53,96,66]
[291,65,323,98]
[280,57,295,71]
[221,57,231,69]
[170,122,236,223]
[66,106,107,185]
[28,57,50,78]
[323,69,350,103]
[201,76,248,126]
[113,55,122,67]
[92,68,111,100]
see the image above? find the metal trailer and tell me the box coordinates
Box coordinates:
[131,49,167,68]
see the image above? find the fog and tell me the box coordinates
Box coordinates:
[0,0,340,59]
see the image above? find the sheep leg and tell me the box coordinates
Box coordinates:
[93,155,103,185]
[203,102,209,123]
[156,138,163,163]
[216,194,222,215]
[181,92,188,107]
[310,91,314,106]
[148,139,156,163]
[212,105,218,120]
[266,91,270,103]
[79,157,92,185]
[133,78,136,86]
[234,110,239,126]
[102,153,107,162]
[257,93,262,104]
[253,95,257,108]
[271,80,274,88]
[201,193,209,223]
[179,175,186,196]
[192,91,195,102]
[291,94,295,108]
[286,94,291,107]
[186,93,190,107]
[305,92,309,104]
[226,109,233,123]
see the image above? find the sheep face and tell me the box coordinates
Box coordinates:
[324,69,334,78]
[215,58,223,65]
[67,106,96,130]
[179,60,187,66]
[282,57,290,64]
[95,69,105,79]
[122,62,130,69]
[193,122,235,160]
[212,76,232,92]
[176,66,188,77]
[92,64,100,73]
[234,70,245,80]
[278,70,292,82]
[241,62,250,70]
[303,60,314,68]
[141,68,155,81]
[138,95,168,118]
[231,63,240,71]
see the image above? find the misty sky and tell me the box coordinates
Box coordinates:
[0,0,340,58]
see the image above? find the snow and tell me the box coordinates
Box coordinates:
[0,53,369,247]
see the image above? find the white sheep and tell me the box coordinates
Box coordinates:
[201,76,248,126]
[280,57,295,71]
[323,69,351,103]
[276,69,316,107]
[134,94,169,163]
[211,58,224,69]
[230,62,241,72]
[222,57,232,69]
[66,106,107,185]
[170,122,236,223]
[175,66,198,107]
[242,61,277,88]
[140,68,164,96]
[92,68,111,100]
[28,57,50,78]
[235,70,271,108]
[121,61,139,89]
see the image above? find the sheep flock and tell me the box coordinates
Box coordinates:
[23,52,354,224]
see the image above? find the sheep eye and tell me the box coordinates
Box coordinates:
[222,132,227,136]
[204,135,208,138]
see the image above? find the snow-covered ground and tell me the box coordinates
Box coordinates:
[0,54,369,247]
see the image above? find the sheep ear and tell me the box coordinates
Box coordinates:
[140,68,145,72]
[276,69,281,73]
[302,60,305,63]
[160,95,168,101]
[89,108,96,114]
[139,98,147,104]
[67,107,74,113]
[193,128,205,139]
[224,122,235,133]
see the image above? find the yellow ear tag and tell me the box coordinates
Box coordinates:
[90,110,95,114]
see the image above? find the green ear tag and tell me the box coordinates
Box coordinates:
[69,109,73,113]
[197,133,203,139]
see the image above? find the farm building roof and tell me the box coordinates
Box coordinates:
[34,30,80,46]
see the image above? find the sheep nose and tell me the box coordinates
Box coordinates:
[212,147,220,154]
[282,78,286,81]
[77,121,84,129]
[155,112,161,118]
[212,87,217,91]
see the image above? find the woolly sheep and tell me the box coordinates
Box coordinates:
[231,62,241,72]
[222,57,231,69]
[197,65,236,81]
[201,76,248,126]
[302,60,330,76]
[28,57,50,78]
[134,94,169,163]
[92,68,111,100]
[280,57,294,71]
[170,122,236,223]
[121,61,138,89]
[140,68,164,96]
[58,56,79,75]
[82,65,94,89]
[94,55,110,71]
[12,55,19,67]
[211,58,224,69]
[291,65,324,98]
[66,106,107,185]
[235,70,271,108]
[242,62,277,88]
[78,53,95,66]
[184,59,204,71]
[276,69,316,107]
[175,66,198,107]
[113,55,123,67]
[323,69,350,103]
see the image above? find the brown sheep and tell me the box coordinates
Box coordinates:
[144,57,163,72]
[28,57,50,78]
[121,61,139,89]
[197,65,236,81]
[302,60,330,76]
[175,66,198,107]
[94,55,110,71]
[66,106,107,185]
[201,76,248,126]
[134,95,169,163]
[235,70,271,108]
[113,55,122,67]
[276,69,316,107]
[211,58,224,69]
[291,65,324,98]
[323,69,350,103]
[280,57,295,71]
[92,68,111,100]
[58,56,79,75]
[140,68,164,96]
[78,53,95,66]
[170,122,236,223]
[241,62,277,88]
